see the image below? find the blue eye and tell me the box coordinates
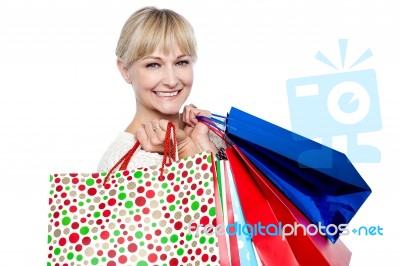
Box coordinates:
[176,60,190,66]
[146,63,160,68]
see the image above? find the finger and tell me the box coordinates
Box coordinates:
[144,121,163,146]
[152,119,166,141]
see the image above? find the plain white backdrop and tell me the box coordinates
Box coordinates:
[0,0,399,265]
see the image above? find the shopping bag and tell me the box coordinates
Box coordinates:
[217,160,262,266]
[226,146,352,266]
[47,123,229,265]
[205,107,371,243]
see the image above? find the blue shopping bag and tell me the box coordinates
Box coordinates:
[205,107,372,243]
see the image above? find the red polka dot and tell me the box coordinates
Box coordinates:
[69,233,79,244]
[182,171,188,177]
[100,231,110,240]
[108,249,116,258]
[117,237,125,244]
[200,216,210,226]
[59,237,66,246]
[56,185,63,192]
[92,173,99,178]
[145,181,151,187]
[211,255,217,262]
[55,177,61,183]
[108,198,116,206]
[167,173,175,181]
[182,256,188,263]
[75,244,82,252]
[128,243,138,253]
[134,215,141,222]
[53,212,60,218]
[99,203,106,209]
[137,186,145,193]
[87,187,97,196]
[145,234,152,240]
[187,177,193,183]
[166,194,175,203]
[195,248,202,255]
[82,237,91,245]
[174,221,183,230]
[107,261,116,266]
[122,170,129,176]
[61,192,67,198]
[97,250,103,256]
[178,163,184,169]
[155,229,161,236]
[201,163,208,171]
[169,258,179,266]
[72,178,79,184]
[118,255,127,264]
[173,185,180,192]
[135,196,146,207]
[64,199,70,206]
[146,190,155,198]
[143,207,150,215]
[103,210,111,217]
[200,205,208,213]
[191,184,197,190]
[96,219,103,225]
[195,158,202,164]
[201,254,209,262]
[160,254,167,261]
[70,173,78,177]
[78,184,86,191]
[148,253,158,263]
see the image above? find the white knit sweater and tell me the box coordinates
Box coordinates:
[97,131,225,173]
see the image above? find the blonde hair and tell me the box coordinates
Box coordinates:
[116,6,197,68]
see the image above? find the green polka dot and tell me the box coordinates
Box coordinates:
[185,234,193,241]
[207,155,212,163]
[134,171,143,178]
[166,189,171,193]
[91,258,99,265]
[176,177,180,182]
[86,198,91,203]
[190,170,194,174]
[160,199,164,204]
[62,210,67,215]
[49,175,53,182]
[62,216,71,226]
[114,230,120,236]
[48,235,52,244]
[112,214,117,219]
[80,226,89,235]
[138,180,143,184]
[103,196,108,200]
[191,201,199,211]
[118,193,127,200]
[125,201,133,208]
[110,238,114,243]
[137,261,148,266]
[175,200,181,204]
[204,181,209,187]
[93,236,98,240]
[65,186,70,191]
[67,252,74,260]
[199,236,206,244]
[208,237,215,244]
[190,195,195,200]
[94,211,101,218]
[135,231,143,239]
[47,262,51,266]
[119,247,125,253]
[119,186,125,191]
[160,236,168,244]
[49,190,54,195]
[76,254,83,261]
[170,234,178,243]
[129,210,134,215]
[161,183,168,189]
[171,166,176,171]
[177,248,184,256]
[102,257,107,262]
[116,173,121,178]
[139,241,145,246]
[169,205,175,212]
[54,247,61,255]
[151,222,157,227]
[209,207,216,217]
[86,178,95,186]
[101,172,106,176]
[78,201,84,206]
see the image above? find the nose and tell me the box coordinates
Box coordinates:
[162,65,179,88]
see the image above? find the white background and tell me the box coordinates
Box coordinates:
[1,0,399,265]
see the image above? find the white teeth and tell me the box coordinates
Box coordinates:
[155,91,179,97]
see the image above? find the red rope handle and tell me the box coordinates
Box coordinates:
[103,122,177,185]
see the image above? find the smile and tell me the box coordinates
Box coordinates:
[154,90,180,97]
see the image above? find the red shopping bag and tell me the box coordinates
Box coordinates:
[226,146,352,266]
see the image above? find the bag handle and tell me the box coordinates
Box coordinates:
[103,122,177,185]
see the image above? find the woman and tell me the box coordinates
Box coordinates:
[97,6,222,173]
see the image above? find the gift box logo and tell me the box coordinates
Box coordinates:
[286,39,382,164]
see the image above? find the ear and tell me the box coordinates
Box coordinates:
[116,58,132,84]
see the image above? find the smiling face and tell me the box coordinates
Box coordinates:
[119,45,193,119]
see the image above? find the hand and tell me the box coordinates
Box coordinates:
[135,119,202,159]
[182,104,218,154]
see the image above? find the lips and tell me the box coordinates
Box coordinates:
[154,90,180,97]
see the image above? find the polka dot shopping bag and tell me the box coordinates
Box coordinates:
[47,123,229,266]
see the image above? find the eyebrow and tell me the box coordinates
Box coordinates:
[141,54,189,61]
